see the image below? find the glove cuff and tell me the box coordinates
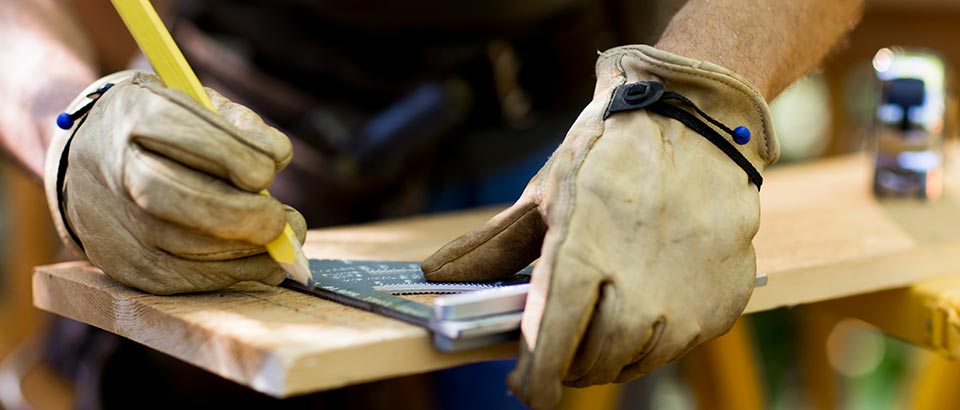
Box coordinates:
[44,70,140,258]
[596,45,780,169]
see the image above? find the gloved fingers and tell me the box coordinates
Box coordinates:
[561,282,652,388]
[421,201,546,282]
[110,185,305,262]
[283,204,308,244]
[614,320,701,384]
[150,221,265,261]
[123,145,286,245]
[207,88,294,171]
[506,257,603,409]
[566,315,666,388]
[216,252,288,285]
[133,253,286,295]
[130,88,281,192]
[147,206,303,260]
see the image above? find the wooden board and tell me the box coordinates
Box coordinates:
[33,152,960,397]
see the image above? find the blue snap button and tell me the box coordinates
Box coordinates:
[56,113,74,130]
[733,126,751,145]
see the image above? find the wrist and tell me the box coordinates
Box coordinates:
[653,39,775,102]
[44,71,137,259]
[4,69,97,179]
[653,0,863,102]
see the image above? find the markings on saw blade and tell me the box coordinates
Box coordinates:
[282,259,531,350]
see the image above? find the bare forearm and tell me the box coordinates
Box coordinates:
[0,0,97,178]
[656,0,863,101]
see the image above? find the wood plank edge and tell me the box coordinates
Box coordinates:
[32,265,290,397]
[745,240,960,313]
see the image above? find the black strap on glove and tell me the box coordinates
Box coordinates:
[54,83,116,251]
[604,81,763,190]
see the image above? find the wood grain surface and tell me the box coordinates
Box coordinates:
[33,152,960,397]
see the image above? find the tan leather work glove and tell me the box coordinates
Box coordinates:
[422,45,779,408]
[44,71,306,295]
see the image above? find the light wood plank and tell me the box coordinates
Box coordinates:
[33,152,960,397]
[33,262,515,397]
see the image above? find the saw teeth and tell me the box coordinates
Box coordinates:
[374,283,497,295]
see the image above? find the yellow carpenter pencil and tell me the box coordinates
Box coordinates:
[110,0,313,287]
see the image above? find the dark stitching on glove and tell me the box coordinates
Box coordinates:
[169,246,264,259]
[632,316,666,364]
[567,280,620,385]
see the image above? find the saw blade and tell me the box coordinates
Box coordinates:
[282,259,530,351]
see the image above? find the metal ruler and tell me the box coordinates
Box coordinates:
[282,259,532,351]
[283,259,769,352]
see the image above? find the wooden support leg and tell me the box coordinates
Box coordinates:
[558,384,623,410]
[815,276,960,360]
[558,317,763,410]
[0,337,75,410]
[0,164,63,408]
[0,164,58,356]
[820,62,859,156]
[905,352,960,410]
[680,317,765,410]
[798,304,842,410]
[807,275,960,410]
